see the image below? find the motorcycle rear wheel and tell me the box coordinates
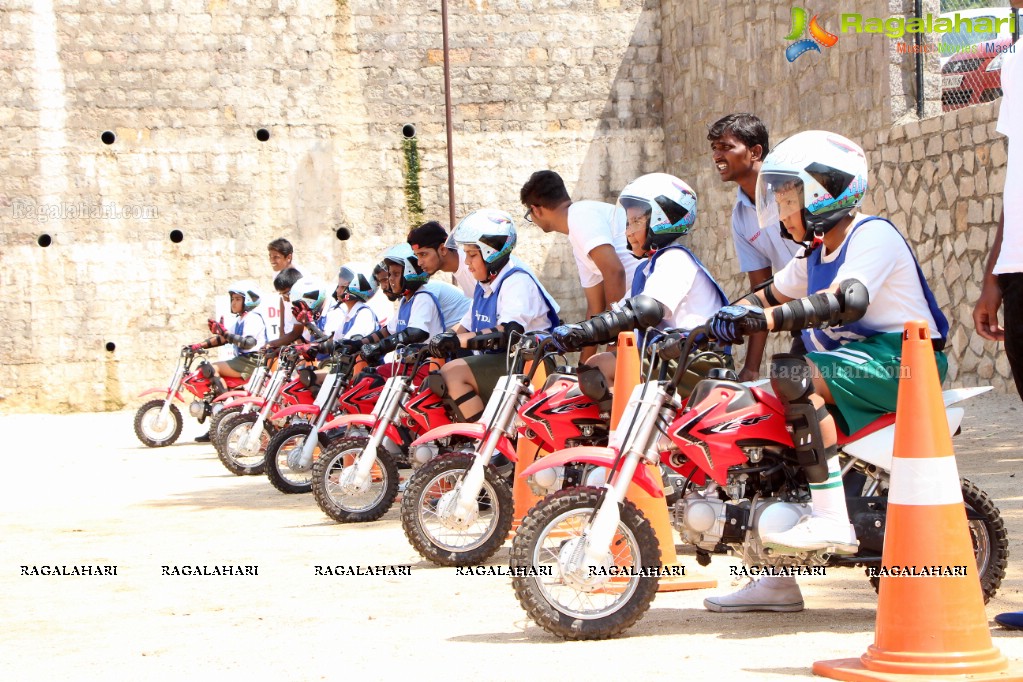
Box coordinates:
[134,399,183,448]
[210,405,243,454]
[264,423,320,494]
[218,412,270,476]
[310,436,398,523]
[867,477,1008,602]
[510,486,659,640]
[400,453,513,567]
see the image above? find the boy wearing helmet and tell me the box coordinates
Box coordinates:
[552,173,729,387]
[427,209,561,422]
[701,130,948,613]
[333,268,380,340]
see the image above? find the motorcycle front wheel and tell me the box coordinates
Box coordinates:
[218,412,270,476]
[400,453,513,567]
[310,436,398,523]
[510,486,660,640]
[133,399,183,448]
[264,423,320,494]
[210,405,243,454]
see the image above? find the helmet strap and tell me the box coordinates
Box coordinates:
[810,229,824,251]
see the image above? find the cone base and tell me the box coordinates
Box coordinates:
[813,655,1023,681]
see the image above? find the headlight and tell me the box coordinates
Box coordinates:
[986,53,1004,72]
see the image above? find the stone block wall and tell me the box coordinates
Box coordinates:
[0,0,664,412]
[660,0,1013,391]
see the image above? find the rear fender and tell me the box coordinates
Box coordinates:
[519,445,663,498]
[322,413,402,444]
[223,396,266,410]
[213,390,249,404]
[410,422,517,462]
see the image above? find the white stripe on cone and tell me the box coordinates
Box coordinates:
[888,456,963,506]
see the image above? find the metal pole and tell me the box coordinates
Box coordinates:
[1013,7,1019,44]
[441,0,456,230]
[915,0,924,119]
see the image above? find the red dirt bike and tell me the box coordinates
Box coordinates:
[309,343,456,523]
[400,332,612,567]
[510,326,1007,640]
[216,346,315,475]
[134,347,246,447]
[206,350,272,451]
[261,345,374,494]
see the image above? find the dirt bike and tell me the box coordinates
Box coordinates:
[207,350,271,450]
[216,347,315,475]
[510,326,1006,640]
[134,347,246,447]
[309,343,455,523]
[399,332,612,567]
[262,346,366,494]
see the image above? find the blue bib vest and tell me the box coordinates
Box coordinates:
[233,312,266,358]
[341,303,379,337]
[470,267,561,353]
[629,245,729,346]
[396,289,444,333]
[802,216,949,352]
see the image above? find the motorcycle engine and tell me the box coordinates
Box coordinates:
[674,492,814,565]
[188,400,205,419]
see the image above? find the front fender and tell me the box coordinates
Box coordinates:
[138,387,185,403]
[322,413,375,431]
[410,422,517,462]
[224,396,266,410]
[274,404,321,421]
[213,390,249,404]
[520,446,663,498]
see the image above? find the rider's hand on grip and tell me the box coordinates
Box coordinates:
[186,343,204,353]
[551,323,586,353]
[427,332,460,358]
[294,343,317,360]
[708,305,767,345]
[361,342,383,364]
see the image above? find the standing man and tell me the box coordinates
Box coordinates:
[974,3,1023,629]
[520,170,639,361]
[708,113,801,380]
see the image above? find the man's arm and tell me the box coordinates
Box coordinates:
[973,209,1006,341]
[589,244,627,309]
[739,267,774,381]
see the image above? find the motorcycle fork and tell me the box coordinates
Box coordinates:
[158,360,186,428]
[242,370,287,452]
[578,384,668,569]
[449,375,528,519]
[346,377,410,489]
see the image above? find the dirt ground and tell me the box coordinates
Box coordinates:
[2,390,1023,681]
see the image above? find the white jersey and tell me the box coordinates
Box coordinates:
[996,48,1022,275]
[455,250,561,314]
[567,200,640,290]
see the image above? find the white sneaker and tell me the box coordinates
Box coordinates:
[761,515,859,554]
[703,577,804,613]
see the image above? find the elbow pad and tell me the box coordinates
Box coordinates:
[769,279,870,331]
[557,295,665,350]
[380,327,430,354]
[226,333,258,350]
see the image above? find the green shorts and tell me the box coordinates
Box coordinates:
[806,332,948,436]
[463,353,555,405]
[225,353,261,379]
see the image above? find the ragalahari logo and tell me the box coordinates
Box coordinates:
[784,7,839,62]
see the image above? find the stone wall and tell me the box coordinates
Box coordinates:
[660,0,1012,391]
[0,0,664,412]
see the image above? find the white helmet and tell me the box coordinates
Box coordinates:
[616,173,697,255]
[227,280,262,312]
[290,276,328,314]
[756,130,868,246]
[381,243,429,292]
[453,209,517,275]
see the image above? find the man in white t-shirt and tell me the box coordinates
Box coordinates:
[977,2,1023,632]
[708,113,801,380]
[520,170,640,361]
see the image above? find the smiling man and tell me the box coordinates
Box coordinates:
[709,114,801,380]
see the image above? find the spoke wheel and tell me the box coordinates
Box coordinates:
[310,436,398,523]
[133,400,183,448]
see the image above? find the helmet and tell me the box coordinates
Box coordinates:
[290,276,328,314]
[227,280,262,312]
[453,209,517,276]
[373,261,399,301]
[755,130,868,246]
[337,263,358,289]
[382,243,430,293]
[616,173,697,255]
[344,271,379,303]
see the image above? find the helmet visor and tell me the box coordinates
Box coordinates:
[337,265,356,288]
[756,171,805,237]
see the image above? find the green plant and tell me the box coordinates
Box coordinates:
[402,137,424,228]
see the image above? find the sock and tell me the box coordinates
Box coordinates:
[809,456,849,525]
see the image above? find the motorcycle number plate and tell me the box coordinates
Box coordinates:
[609,383,655,450]
[313,372,340,409]
[370,376,404,417]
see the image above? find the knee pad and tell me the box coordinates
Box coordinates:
[577,365,613,412]
[199,361,215,380]
[770,355,833,484]
[424,371,448,399]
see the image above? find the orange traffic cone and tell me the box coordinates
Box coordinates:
[613,332,716,593]
[510,359,549,535]
[814,321,1022,681]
